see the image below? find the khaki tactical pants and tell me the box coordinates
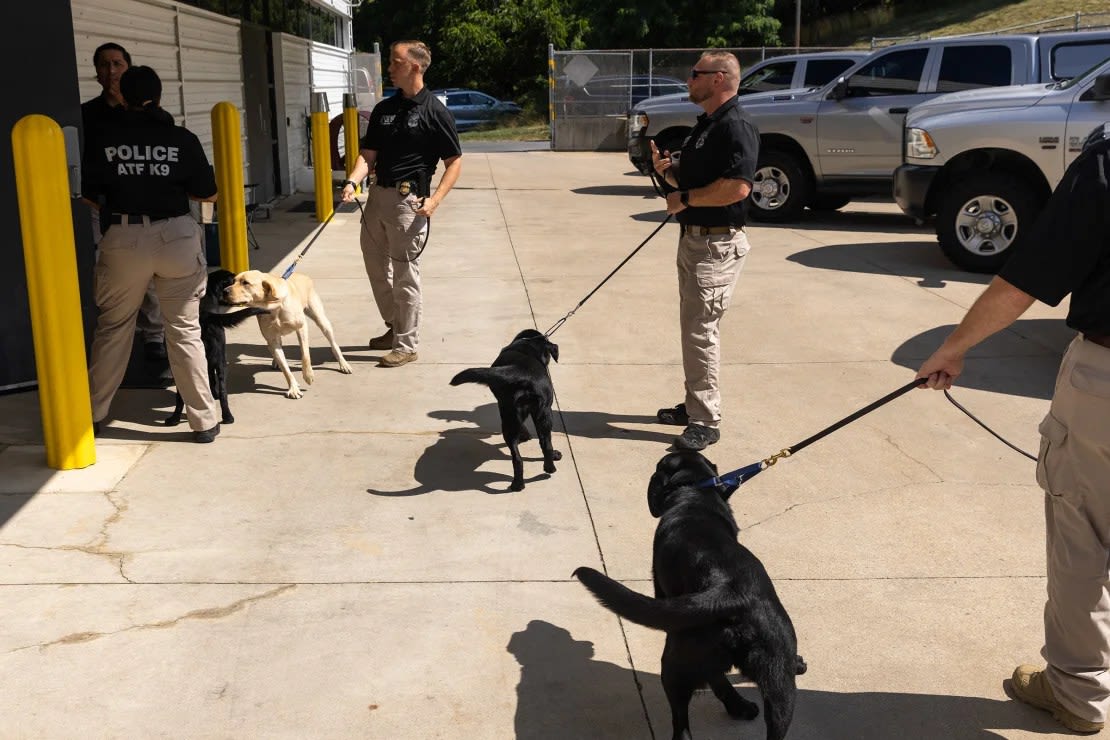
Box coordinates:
[1038,335,1110,724]
[358,186,428,354]
[91,207,164,343]
[88,214,218,431]
[676,228,750,428]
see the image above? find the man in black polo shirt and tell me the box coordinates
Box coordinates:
[650,50,760,450]
[339,39,462,368]
[917,123,1110,734]
[81,41,166,361]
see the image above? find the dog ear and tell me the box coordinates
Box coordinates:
[546,339,559,363]
[260,276,277,301]
[647,471,669,518]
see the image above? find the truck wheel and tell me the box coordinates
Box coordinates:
[809,194,851,212]
[936,173,1040,273]
[750,151,810,222]
[653,132,688,159]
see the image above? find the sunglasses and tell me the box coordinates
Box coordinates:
[689,68,726,79]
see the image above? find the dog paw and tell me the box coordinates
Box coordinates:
[518,429,532,443]
[163,416,182,427]
[339,361,353,374]
[222,414,235,424]
[552,450,562,461]
[510,480,525,492]
[724,697,759,721]
[543,461,557,474]
[285,387,304,399]
[795,655,808,675]
[302,370,315,385]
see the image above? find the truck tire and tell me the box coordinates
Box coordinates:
[936,173,1040,273]
[749,150,811,223]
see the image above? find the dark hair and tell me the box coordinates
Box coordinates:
[120,65,162,110]
[93,42,131,68]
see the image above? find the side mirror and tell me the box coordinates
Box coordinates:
[830,77,849,101]
[1091,74,1110,101]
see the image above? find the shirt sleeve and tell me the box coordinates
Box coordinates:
[183,132,217,199]
[429,104,462,161]
[360,106,383,152]
[721,117,759,183]
[999,146,1110,306]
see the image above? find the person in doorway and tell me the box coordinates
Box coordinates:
[917,123,1110,734]
[339,39,462,368]
[81,41,166,361]
[651,50,759,450]
[82,65,221,443]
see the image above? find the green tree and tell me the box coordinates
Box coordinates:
[576,0,781,48]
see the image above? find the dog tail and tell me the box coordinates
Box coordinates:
[450,367,509,389]
[573,567,743,632]
[207,306,268,329]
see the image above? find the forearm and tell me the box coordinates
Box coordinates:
[347,150,376,184]
[684,177,751,207]
[942,276,1037,355]
[430,156,462,206]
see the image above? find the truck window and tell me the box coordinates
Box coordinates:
[1052,42,1110,81]
[936,45,1012,92]
[847,48,928,96]
[804,58,856,87]
[740,61,796,93]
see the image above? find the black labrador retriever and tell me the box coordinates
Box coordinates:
[574,450,806,740]
[449,329,561,491]
[165,269,266,427]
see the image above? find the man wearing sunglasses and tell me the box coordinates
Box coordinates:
[651,51,759,451]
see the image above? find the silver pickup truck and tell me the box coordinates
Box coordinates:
[628,31,1110,223]
[894,58,1110,272]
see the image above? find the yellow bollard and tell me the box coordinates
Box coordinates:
[12,115,96,470]
[311,92,334,223]
[211,101,249,274]
[343,93,361,194]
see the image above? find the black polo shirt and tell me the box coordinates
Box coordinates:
[676,95,760,228]
[82,109,217,219]
[359,87,461,190]
[81,94,124,153]
[999,127,1110,335]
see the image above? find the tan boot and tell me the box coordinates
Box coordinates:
[1011,665,1104,733]
[378,350,418,368]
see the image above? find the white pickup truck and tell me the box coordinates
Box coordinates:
[629,31,1110,224]
[894,57,1110,272]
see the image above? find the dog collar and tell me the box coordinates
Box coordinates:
[697,461,764,489]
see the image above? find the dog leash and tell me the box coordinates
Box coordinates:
[351,196,431,264]
[700,378,927,489]
[281,207,338,279]
[544,214,673,337]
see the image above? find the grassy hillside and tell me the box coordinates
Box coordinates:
[830,0,1110,47]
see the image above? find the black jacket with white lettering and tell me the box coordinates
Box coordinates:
[82,108,216,219]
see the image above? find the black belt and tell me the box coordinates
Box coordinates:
[108,213,171,225]
[1084,333,1110,350]
[682,224,738,236]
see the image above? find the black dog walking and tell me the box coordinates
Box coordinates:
[450,329,561,491]
[165,270,264,427]
[575,450,806,740]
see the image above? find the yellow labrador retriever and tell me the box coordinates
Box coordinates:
[225,270,353,399]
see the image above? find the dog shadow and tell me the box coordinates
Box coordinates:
[431,403,678,445]
[366,428,553,496]
[507,620,1070,739]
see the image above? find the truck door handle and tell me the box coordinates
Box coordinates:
[889,107,909,114]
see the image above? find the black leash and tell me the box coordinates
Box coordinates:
[351,195,431,264]
[701,378,927,489]
[942,389,1036,461]
[544,214,673,337]
[281,207,338,279]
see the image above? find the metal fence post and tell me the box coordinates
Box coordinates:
[311,92,333,223]
[548,43,556,150]
[343,92,361,194]
[211,101,249,273]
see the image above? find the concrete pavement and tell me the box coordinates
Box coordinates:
[0,150,1077,738]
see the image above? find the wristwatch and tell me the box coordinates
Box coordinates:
[680,191,690,206]
[342,179,358,189]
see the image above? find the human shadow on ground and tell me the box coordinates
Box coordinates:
[366,403,676,496]
[508,619,1069,739]
[571,184,659,199]
[891,320,1073,402]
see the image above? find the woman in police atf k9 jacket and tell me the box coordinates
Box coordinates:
[82,65,221,443]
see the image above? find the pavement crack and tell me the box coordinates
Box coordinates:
[11,584,296,654]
